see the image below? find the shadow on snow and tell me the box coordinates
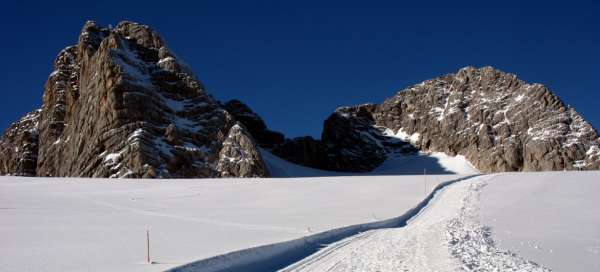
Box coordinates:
[166,175,479,272]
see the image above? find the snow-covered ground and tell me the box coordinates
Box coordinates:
[279,177,478,271]
[2,163,597,272]
[480,171,600,272]
[0,174,462,272]
[278,172,600,272]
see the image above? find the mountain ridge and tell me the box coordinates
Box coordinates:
[235,66,600,173]
[1,21,598,178]
[1,21,268,178]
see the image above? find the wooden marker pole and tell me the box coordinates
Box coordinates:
[146,230,151,264]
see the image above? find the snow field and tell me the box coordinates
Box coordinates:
[480,171,600,271]
[0,174,464,272]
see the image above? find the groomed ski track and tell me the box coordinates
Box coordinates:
[280,175,550,272]
[166,175,479,272]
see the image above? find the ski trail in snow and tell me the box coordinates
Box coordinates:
[281,175,552,272]
[167,175,478,272]
[447,177,552,272]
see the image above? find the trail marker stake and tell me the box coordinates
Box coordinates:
[146,230,151,264]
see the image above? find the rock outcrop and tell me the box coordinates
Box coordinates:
[0,110,41,176]
[222,100,284,147]
[335,66,600,172]
[321,104,420,172]
[216,123,269,177]
[271,136,329,169]
[0,21,268,178]
[222,100,329,169]
[2,21,598,177]
[319,104,388,171]
[233,102,417,172]
[228,67,599,173]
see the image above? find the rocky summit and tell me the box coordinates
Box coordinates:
[1,21,599,178]
[0,21,268,178]
[373,66,600,172]
[261,66,599,173]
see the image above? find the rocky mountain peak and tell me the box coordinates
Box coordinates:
[0,20,268,178]
[222,99,285,148]
[240,66,599,173]
[374,66,600,171]
[1,22,598,178]
[0,110,41,176]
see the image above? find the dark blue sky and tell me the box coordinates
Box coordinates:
[1,1,598,138]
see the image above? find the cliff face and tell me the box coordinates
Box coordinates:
[321,66,599,172]
[373,66,600,172]
[222,99,285,148]
[0,21,268,178]
[0,110,40,176]
[1,22,598,178]
[234,67,600,173]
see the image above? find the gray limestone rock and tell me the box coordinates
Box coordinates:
[372,66,600,172]
[0,110,41,176]
[1,21,268,178]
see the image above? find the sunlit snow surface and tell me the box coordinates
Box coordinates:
[480,171,600,271]
[1,165,598,271]
[278,172,600,272]
[0,174,458,272]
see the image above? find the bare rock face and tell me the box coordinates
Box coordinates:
[223,99,328,168]
[222,99,284,147]
[1,21,268,178]
[371,66,600,172]
[216,123,269,177]
[2,23,598,177]
[279,66,600,173]
[0,110,41,176]
[320,104,388,171]
[271,136,328,169]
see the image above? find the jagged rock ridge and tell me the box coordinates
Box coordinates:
[1,21,598,177]
[222,99,285,148]
[230,67,599,173]
[0,110,41,176]
[0,21,268,178]
[323,66,600,172]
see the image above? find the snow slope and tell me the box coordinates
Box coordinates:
[168,176,476,272]
[0,174,464,272]
[259,148,344,177]
[280,175,549,272]
[3,171,597,272]
[372,151,479,175]
[480,171,600,271]
[260,148,479,177]
[279,172,600,272]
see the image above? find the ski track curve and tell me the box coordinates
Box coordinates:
[281,174,552,272]
[166,175,478,272]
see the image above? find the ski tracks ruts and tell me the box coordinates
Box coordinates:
[447,176,552,272]
[167,175,478,272]
[280,231,378,272]
[282,175,552,272]
[280,176,474,272]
